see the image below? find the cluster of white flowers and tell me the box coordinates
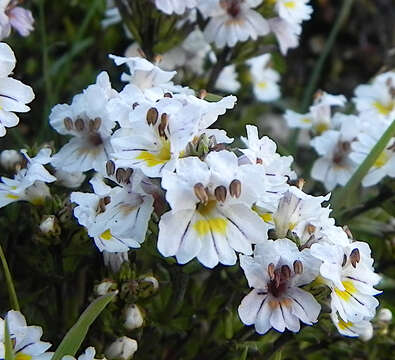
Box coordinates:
[150,0,312,55]
[41,55,381,339]
[285,72,395,190]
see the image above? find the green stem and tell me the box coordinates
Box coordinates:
[332,119,395,215]
[0,243,20,311]
[289,0,355,151]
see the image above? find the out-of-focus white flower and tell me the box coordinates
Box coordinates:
[268,17,301,54]
[71,175,154,253]
[0,1,34,39]
[105,337,138,360]
[310,114,361,190]
[284,91,346,134]
[311,241,381,324]
[62,347,99,360]
[158,151,270,268]
[0,149,22,170]
[154,0,197,15]
[0,42,34,137]
[238,239,320,334]
[0,148,56,208]
[199,0,270,48]
[54,169,86,189]
[247,54,281,102]
[377,308,392,323]
[124,304,144,330]
[39,215,56,234]
[103,251,129,272]
[102,0,121,28]
[50,72,118,174]
[331,311,373,340]
[216,65,240,93]
[273,0,313,25]
[0,310,52,360]
[349,121,395,187]
[353,71,395,123]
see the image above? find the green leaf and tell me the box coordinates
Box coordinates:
[4,319,14,360]
[332,119,395,216]
[240,347,248,360]
[0,243,20,311]
[52,292,117,360]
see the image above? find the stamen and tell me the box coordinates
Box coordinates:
[158,113,168,138]
[267,263,275,280]
[124,168,133,184]
[350,248,360,268]
[342,254,347,267]
[297,178,305,189]
[93,117,102,131]
[229,179,241,198]
[281,265,291,281]
[75,118,85,131]
[164,92,173,98]
[106,160,115,176]
[103,196,111,205]
[293,260,303,274]
[116,168,128,184]
[306,224,316,235]
[194,183,208,205]
[256,158,263,164]
[214,186,227,202]
[146,107,159,125]
[64,117,73,130]
[199,89,207,99]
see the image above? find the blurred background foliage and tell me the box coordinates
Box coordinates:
[0,0,394,359]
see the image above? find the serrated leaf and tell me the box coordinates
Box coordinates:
[52,292,117,360]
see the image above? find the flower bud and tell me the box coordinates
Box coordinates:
[95,280,117,296]
[136,275,159,297]
[39,215,59,235]
[55,169,86,189]
[359,323,373,342]
[103,251,129,273]
[105,337,138,360]
[0,150,22,171]
[377,308,392,323]
[124,304,144,330]
[25,182,51,205]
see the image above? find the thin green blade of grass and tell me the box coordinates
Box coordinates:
[0,243,20,311]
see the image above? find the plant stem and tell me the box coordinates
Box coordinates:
[0,243,20,311]
[289,0,355,151]
[332,119,395,215]
[264,332,294,360]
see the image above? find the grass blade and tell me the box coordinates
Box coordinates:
[52,292,117,360]
[0,243,20,311]
[4,319,15,360]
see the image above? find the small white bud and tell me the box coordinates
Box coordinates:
[0,150,22,171]
[25,182,51,205]
[359,323,374,342]
[377,308,392,323]
[103,251,129,272]
[55,169,86,189]
[141,276,159,291]
[124,304,144,330]
[39,215,56,234]
[95,280,117,296]
[105,337,138,360]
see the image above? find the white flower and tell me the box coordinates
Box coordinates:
[377,308,392,323]
[50,72,118,173]
[39,215,56,234]
[200,0,270,48]
[0,149,22,170]
[105,337,138,360]
[109,55,193,100]
[247,54,281,102]
[102,1,121,28]
[268,17,301,55]
[216,65,241,93]
[238,239,321,334]
[0,1,34,39]
[103,251,129,272]
[54,169,86,189]
[284,91,346,134]
[0,148,56,208]
[154,0,197,15]
[353,71,395,122]
[71,175,154,253]
[311,241,381,324]
[331,312,373,340]
[0,42,34,137]
[310,114,361,190]
[0,310,52,360]
[349,121,395,187]
[273,0,313,26]
[62,347,99,360]
[124,304,144,330]
[158,151,270,268]
[110,93,236,178]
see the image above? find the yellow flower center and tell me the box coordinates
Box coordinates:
[15,353,32,360]
[373,100,394,116]
[338,318,353,331]
[374,151,389,168]
[257,81,267,89]
[100,229,113,241]
[259,213,273,222]
[136,140,171,167]
[315,122,329,134]
[6,193,20,200]
[334,280,357,302]
[193,218,227,236]
[284,1,296,9]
